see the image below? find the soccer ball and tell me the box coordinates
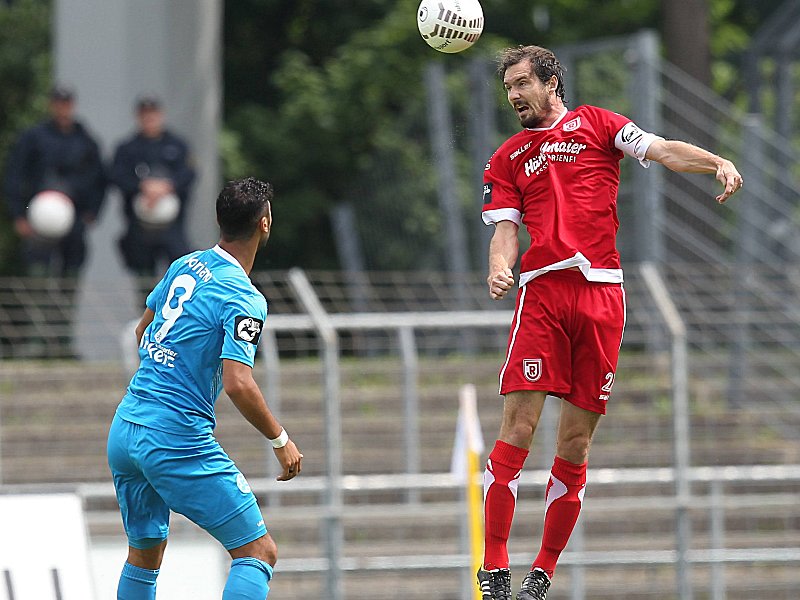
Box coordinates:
[133,193,180,228]
[417,0,484,54]
[27,190,75,239]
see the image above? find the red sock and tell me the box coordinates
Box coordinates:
[533,456,587,578]
[483,440,528,570]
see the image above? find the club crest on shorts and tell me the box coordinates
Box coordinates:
[236,472,252,494]
[523,358,542,382]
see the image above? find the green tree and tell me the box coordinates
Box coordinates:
[0,0,788,273]
[221,0,669,271]
[224,0,463,270]
[0,0,53,275]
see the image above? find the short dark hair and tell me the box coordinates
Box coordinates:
[50,84,76,102]
[216,177,273,241]
[135,94,162,112]
[497,45,567,103]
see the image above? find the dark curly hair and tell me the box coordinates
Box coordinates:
[216,177,273,242]
[497,45,567,104]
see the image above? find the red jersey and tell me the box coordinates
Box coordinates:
[482,105,659,284]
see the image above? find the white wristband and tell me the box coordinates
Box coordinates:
[270,429,289,449]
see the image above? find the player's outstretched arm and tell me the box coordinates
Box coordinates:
[222,358,303,480]
[645,138,743,204]
[487,220,519,300]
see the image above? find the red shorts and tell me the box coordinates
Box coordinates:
[498,269,626,414]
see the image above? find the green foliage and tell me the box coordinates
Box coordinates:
[225,0,478,270]
[488,0,658,46]
[0,0,783,273]
[0,0,52,275]
[0,0,787,275]
[223,0,665,271]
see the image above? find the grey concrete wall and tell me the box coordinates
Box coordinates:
[54,0,222,360]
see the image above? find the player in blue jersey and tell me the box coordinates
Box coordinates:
[107,177,303,600]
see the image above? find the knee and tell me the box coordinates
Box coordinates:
[556,433,592,464]
[499,392,545,448]
[127,539,168,570]
[501,420,537,448]
[259,535,278,566]
[232,533,278,567]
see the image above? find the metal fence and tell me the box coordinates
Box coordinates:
[0,264,799,598]
[1,29,800,598]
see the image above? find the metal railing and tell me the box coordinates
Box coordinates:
[246,266,796,600]
[640,262,693,599]
[4,463,792,599]
[0,264,798,598]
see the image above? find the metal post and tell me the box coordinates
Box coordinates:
[260,328,282,505]
[330,203,371,313]
[640,262,692,600]
[557,48,576,104]
[709,479,726,600]
[570,519,586,600]
[467,57,497,274]
[288,268,343,600]
[631,29,664,264]
[775,52,794,148]
[425,61,475,356]
[330,203,377,355]
[460,484,472,599]
[424,61,471,282]
[0,394,3,484]
[728,116,762,407]
[672,300,692,600]
[398,326,420,504]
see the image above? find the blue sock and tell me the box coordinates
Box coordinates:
[117,562,159,600]
[223,557,274,599]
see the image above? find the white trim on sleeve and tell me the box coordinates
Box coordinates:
[482,207,522,226]
[614,122,663,167]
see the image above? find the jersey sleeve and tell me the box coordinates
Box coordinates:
[145,256,186,311]
[145,270,172,312]
[593,107,663,167]
[220,291,268,368]
[586,107,663,167]
[481,150,522,226]
[614,121,663,167]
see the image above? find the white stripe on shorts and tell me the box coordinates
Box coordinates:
[498,285,527,394]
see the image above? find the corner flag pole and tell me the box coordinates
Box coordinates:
[453,383,485,600]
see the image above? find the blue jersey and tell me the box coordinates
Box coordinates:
[116,245,268,435]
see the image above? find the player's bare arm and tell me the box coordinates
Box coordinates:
[222,358,303,480]
[134,308,155,344]
[645,138,743,204]
[487,220,519,300]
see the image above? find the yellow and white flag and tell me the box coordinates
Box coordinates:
[451,383,485,482]
[451,383,485,600]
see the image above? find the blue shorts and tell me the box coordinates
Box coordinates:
[107,414,267,550]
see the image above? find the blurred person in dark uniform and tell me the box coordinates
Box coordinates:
[111,94,196,284]
[3,84,106,277]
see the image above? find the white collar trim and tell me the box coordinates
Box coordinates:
[212,245,245,272]
[525,108,569,131]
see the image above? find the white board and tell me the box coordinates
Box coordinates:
[0,494,94,600]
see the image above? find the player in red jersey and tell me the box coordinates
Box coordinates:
[476,45,743,600]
